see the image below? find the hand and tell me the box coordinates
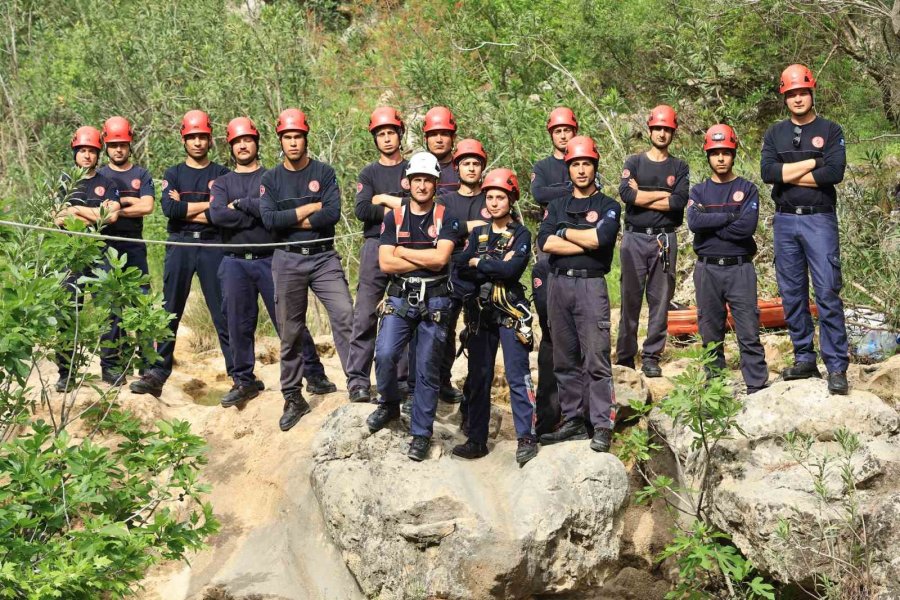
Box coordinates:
[168,189,181,201]
[101,200,119,213]
[468,257,480,267]
[628,178,639,191]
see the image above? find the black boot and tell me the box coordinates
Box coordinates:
[439,383,463,404]
[254,378,266,391]
[451,439,488,460]
[590,427,612,453]
[367,404,400,433]
[782,361,822,381]
[306,374,337,395]
[407,435,431,461]
[221,383,260,408]
[641,360,662,378]
[102,369,127,387]
[349,386,371,403]
[827,371,849,395]
[279,392,311,431]
[129,373,164,398]
[55,374,76,393]
[516,437,539,465]
[539,418,589,445]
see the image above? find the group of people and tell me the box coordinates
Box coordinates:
[55,62,850,465]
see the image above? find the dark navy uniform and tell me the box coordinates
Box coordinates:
[147,162,232,383]
[98,164,154,369]
[260,160,354,397]
[455,221,536,445]
[616,153,689,367]
[346,160,409,394]
[687,177,768,391]
[209,168,328,389]
[537,191,621,432]
[375,205,459,438]
[55,173,121,379]
[436,159,460,197]
[761,117,848,373]
[529,154,569,433]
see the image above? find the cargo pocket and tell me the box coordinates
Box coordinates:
[828,253,843,292]
[597,320,611,353]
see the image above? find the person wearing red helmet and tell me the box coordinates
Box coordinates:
[687,125,768,394]
[208,117,336,408]
[97,115,155,384]
[259,108,355,431]
[130,110,233,399]
[346,107,411,403]
[423,106,460,196]
[616,104,690,378]
[761,64,849,394]
[53,126,123,393]
[452,168,538,465]
[538,136,621,453]
[529,106,578,435]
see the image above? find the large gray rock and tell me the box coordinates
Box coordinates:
[311,404,631,599]
[652,378,900,599]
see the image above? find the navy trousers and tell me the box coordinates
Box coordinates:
[104,239,149,372]
[531,252,560,434]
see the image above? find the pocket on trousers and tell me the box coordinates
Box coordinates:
[597,320,611,352]
[827,253,843,292]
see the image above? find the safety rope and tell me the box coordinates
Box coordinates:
[0,219,363,249]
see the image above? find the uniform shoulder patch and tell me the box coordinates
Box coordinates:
[530,172,536,182]
[259,185,266,196]
[480,207,490,219]
[622,168,631,179]
[161,179,169,190]
[357,182,363,193]
[401,177,410,190]
[208,179,215,189]
[533,277,543,288]
[380,221,385,234]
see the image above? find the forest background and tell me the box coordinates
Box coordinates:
[1,0,899,332]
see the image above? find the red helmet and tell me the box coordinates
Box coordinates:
[423,106,457,133]
[102,116,133,144]
[452,138,487,165]
[276,108,310,135]
[368,106,405,133]
[564,135,600,163]
[226,117,259,143]
[482,168,519,202]
[546,107,578,132]
[71,126,102,150]
[703,124,738,152]
[779,64,816,95]
[181,110,212,138]
[647,105,678,130]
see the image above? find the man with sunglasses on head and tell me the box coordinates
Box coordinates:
[761,64,849,395]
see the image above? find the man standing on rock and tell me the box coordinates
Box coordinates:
[98,116,155,384]
[761,64,849,394]
[423,106,459,197]
[616,105,690,378]
[538,136,621,453]
[130,110,232,399]
[209,116,335,408]
[687,124,768,394]
[347,107,410,404]
[530,107,578,434]
[365,152,458,462]
[260,108,354,431]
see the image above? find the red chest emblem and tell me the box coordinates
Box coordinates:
[161,179,169,190]
[586,210,599,223]
[131,178,141,190]
[208,179,215,189]
[259,185,266,196]
[666,175,676,187]
[308,180,320,192]
[94,185,105,196]
[480,207,490,219]
[401,178,410,190]
[357,182,363,193]
[543,208,548,220]
[812,136,825,148]
[427,224,437,238]
[733,191,745,202]
[533,277,543,288]
[622,168,631,179]
[530,172,536,182]
[380,222,385,234]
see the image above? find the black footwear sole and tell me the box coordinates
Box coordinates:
[539,432,589,446]
[783,373,822,381]
[516,448,538,466]
[221,388,260,408]
[590,439,611,452]
[307,381,338,395]
[279,405,311,432]
[129,383,163,398]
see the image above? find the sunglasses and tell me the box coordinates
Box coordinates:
[792,125,802,148]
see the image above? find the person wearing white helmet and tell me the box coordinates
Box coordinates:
[366,152,460,462]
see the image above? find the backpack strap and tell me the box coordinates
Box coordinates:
[392,205,407,241]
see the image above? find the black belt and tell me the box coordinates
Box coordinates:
[284,242,334,255]
[172,231,218,240]
[698,255,752,266]
[552,268,606,278]
[387,279,450,299]
[775,205,835,215]
[625,225,677,235]
[225,251,273,260]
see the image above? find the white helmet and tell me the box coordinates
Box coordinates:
[405,152,441,178]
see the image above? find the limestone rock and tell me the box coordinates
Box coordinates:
[311,404,631,599]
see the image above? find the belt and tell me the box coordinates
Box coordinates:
[551,268,605,278]
[172,231,218,240]
[625,225,677,235]
[225,251,273,260]
[284,242,334,255]
[698,255,752,266]
[387,275,450,303]
[775,205,835,215]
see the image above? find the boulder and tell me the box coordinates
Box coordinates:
[652,378,900,599]
[311,404,631,599]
